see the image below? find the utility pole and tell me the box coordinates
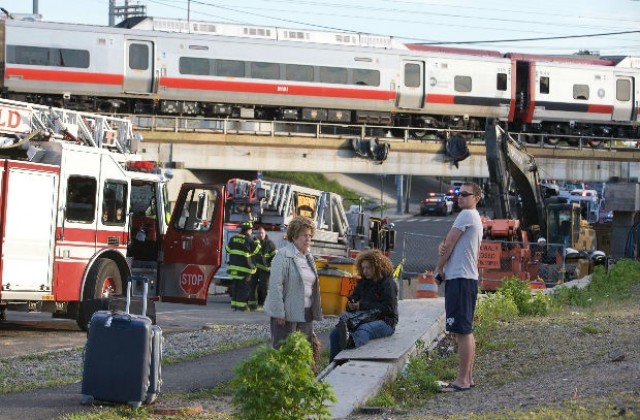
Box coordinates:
[109,0,147,26]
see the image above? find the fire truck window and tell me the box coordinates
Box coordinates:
[130,181,156,216]
[102,181,128,225]
[176,188,217,231]
[66,176,97,222]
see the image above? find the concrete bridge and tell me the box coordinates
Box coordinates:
[133,117,640,182]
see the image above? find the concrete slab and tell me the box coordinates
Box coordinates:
[323,298,446,419]
[324,360,397,419]
[334,298,445,361]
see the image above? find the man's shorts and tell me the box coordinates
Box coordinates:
[444,278,478,335]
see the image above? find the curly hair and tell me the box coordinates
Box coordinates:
[355,249,394,280]
[285,216,316,242]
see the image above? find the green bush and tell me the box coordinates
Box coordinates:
[231,332,336,420]
[497,277,550,316]
[552,259,640,307]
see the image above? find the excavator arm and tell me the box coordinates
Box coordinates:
[484,119,546,238]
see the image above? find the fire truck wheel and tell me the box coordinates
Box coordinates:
[76,258,123,330]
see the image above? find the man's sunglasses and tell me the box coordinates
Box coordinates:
[458,192,476,197]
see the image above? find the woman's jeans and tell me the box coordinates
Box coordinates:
[329,320,394,361]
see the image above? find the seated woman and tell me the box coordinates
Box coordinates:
[329,249,398,361]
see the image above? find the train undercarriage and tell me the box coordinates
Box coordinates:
[8,92,638,147]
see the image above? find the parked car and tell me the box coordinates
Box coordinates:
[420,193,454,216]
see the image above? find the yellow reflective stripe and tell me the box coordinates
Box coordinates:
[227,249,253,257]
[229,265,257,274]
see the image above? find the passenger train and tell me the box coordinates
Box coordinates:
[1,17,638,146]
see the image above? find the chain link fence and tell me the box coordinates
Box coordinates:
[398,232,572,297]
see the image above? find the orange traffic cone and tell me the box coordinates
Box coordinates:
[416,272,439,298]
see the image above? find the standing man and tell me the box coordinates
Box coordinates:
[226,221,261,311]
[434,182,483,392]
[248,226,277,311]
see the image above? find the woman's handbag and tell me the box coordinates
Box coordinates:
[339,309,382,331]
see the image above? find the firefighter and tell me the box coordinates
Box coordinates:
[226,221,261,311]
[248,226,278,311]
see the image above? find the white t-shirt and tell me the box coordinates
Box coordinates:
[293,250,316,308]
[444,208,483,280]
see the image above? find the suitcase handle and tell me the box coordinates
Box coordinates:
[126,275,149,316]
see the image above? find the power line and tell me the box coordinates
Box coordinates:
[416,30,640,46]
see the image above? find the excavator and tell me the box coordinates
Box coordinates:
[481,119,598,291]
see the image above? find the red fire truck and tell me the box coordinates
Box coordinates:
[0,99,225,329]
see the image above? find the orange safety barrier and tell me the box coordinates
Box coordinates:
[416,272,439,298]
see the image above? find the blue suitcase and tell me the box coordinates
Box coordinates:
[81,276,162,407]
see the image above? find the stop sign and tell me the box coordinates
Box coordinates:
[180,264,206,295]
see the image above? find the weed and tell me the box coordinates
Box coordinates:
[231,332,336,420]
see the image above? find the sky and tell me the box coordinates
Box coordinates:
[2,0,639,56]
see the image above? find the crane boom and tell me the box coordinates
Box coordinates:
[484,119,546,237]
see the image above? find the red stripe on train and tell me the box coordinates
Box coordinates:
[160,77,396,101]
[587,104,614,114]
[5,68,124,85]
[425,94,455,104]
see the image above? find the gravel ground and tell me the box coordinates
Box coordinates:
[2,296,638,419]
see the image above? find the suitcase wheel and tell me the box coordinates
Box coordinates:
[80,395,94,405]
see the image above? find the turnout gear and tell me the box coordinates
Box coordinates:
[248,233,278,309]
[226,231,260,310]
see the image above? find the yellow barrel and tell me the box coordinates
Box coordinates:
[318,267,359,315]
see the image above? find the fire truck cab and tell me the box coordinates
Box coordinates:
[0,99,223,328]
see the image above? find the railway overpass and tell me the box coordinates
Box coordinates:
[134,117,640,183]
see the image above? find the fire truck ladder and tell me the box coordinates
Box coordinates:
[1,98,135,153]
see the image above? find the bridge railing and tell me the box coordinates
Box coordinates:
[128,114,482,144]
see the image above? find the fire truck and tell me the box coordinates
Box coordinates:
[213,177,395,292]
[0,98,232,328]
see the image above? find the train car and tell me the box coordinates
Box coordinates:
[509,54,640,146]
[0,17,512,136]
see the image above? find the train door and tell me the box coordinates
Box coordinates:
[612,76,635,122]
[397,60,424,109]
[158,183,225,304]
[123,40,155,94]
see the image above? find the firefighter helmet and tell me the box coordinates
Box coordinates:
[240,221,254,231]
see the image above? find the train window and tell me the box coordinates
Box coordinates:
[251,62,280,80]
[454,76,472,93]
[573,85,589,100]
[129,44,149,70]
[179,57,212,75]
[59,49,90,68]
[540,77,550,94]
[616,79,631,101]
[353,69,380,87]
[285,64,314,82]
[320,66,348,84]
[8,45,89,68]
[496,73,508,91]
[66,176,97,223]
[404,63,420,88]
[217,60,245,77]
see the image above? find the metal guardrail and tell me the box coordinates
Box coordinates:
[128,114,637,151]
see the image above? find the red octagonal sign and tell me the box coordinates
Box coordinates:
[180,264,206,296]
